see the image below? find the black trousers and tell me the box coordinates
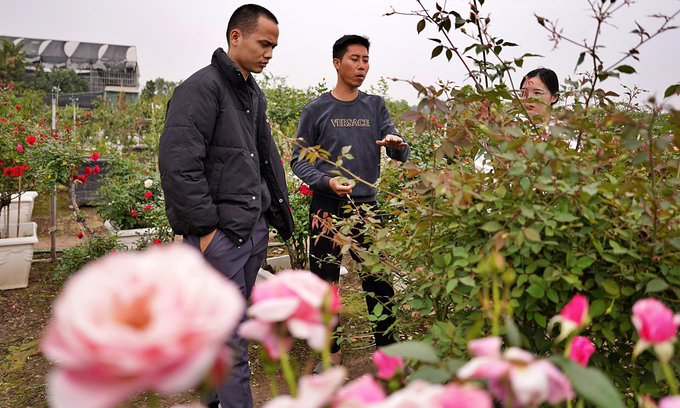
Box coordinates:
[309,194,396,353]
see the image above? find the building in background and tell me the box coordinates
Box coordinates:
[0,35,139,108]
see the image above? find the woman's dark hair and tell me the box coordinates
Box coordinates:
[332,35,371,60]
[520,68,560,105]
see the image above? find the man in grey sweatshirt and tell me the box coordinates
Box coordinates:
[291,34,409,372]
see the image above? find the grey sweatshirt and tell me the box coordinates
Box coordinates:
[291,91,410,202]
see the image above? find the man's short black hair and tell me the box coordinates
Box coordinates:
[332,35,370,60]
[226,4,278,40]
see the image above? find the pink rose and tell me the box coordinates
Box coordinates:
[372,350,405,380]
[660,396,680,408]
[569,336,595,367]
[548,294,589,343]
[17,143,23,152]
[41,246,245,408]
[240,270,340,359]
[333,374,386,407]
[458,341,574,407]
[437,384,493,408]
[632,298,680,362]
[468,336,503,358]
[263,366,347,408]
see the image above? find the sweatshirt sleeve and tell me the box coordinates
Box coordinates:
[158,81,220,237]
[379,98,410,163]
[290,105,333,192]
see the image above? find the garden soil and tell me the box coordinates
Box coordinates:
[0,191,380,407]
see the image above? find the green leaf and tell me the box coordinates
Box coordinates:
[601,279,620,296]
[522,227,541,242]
[380,341,439,363]
[646,279,669,293]
[590,299,607,316]
[409,367,453,384]
[602,327,616,344]
[554,212,579,222]
[481,221,503,232]
[547,289,559,303]
[446,279,459,294]
[615,65,636,74]
[417,19,426,33]
[431,45,444,59]
[459,276,476,287]
[550,357,626,408]
[664,84,680,98]
[526,284,545,298]
[534,313,547,328]
[576,256,595,269]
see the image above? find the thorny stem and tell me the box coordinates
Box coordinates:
[69,181,94,235]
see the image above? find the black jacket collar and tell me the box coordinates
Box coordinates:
[211,48,261,104]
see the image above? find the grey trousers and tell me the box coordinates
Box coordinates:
[184,215,269,408]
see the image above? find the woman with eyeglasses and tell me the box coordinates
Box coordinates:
[519,67,560,120]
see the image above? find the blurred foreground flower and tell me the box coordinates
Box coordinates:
[548,294,589,343]
[372,350,404,380]
[569,336,595,367]
[457,336,573,407]
[632,298,680,362]
[239,270,340,359]
[41,246,245,408]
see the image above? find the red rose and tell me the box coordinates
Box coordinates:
[52,134,58,139]
[298,184,313,196]
[75,122,81,126]
[83,167,93,176]
[12,166,23,177]
[90,152,99,161]
[64,126,71,131]
[3,167,12,177]
[93,165,100,174]
[144,192,153,199]
[0,118,7,123]
[26,136,36,146]
[130,209,139,217]
[145,204,152,211]
[77,232,83,239]
[152,239,162,246]
[85,113,91,117]
[15,105,21,111]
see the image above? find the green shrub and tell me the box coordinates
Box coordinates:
[54,232,125,280]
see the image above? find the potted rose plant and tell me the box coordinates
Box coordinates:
[95,154,171,249]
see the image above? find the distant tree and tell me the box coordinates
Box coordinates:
[34,66,89,93]
[0,39,27,87]
[141,78,178,101]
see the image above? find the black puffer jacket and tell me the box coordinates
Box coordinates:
[159,48,294,244]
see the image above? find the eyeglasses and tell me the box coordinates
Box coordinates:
[520,89,549,99]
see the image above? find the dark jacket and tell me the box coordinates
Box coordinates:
[158,48,294,245]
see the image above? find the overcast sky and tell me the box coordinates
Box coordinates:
[2,0,679,108]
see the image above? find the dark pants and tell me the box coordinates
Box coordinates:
[309,195,396,354]
[184,215,269,408]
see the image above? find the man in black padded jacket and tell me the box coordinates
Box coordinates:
[158,4,293,408]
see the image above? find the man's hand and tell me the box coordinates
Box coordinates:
[329,177,354,197]
[376,134,408,150]
[200,229,217,253]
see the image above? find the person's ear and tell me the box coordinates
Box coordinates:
[332,57,341,71]
[228,28,241,48]
[551,93,559,105]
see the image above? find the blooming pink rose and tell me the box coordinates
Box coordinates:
[41,246,245,408]
[548,294,589,343]
[468,336,503,358]
[372,350,405,380]
[569,336,595,367]
[370,380,446,407]
[660,396,680,408]
[240,270,340,358]
[458,341,574,407]
[263,366,347,408]
[437,384,493,408]
[333,374,386,407]
[17,143,23,152]
[632,298,680,362]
